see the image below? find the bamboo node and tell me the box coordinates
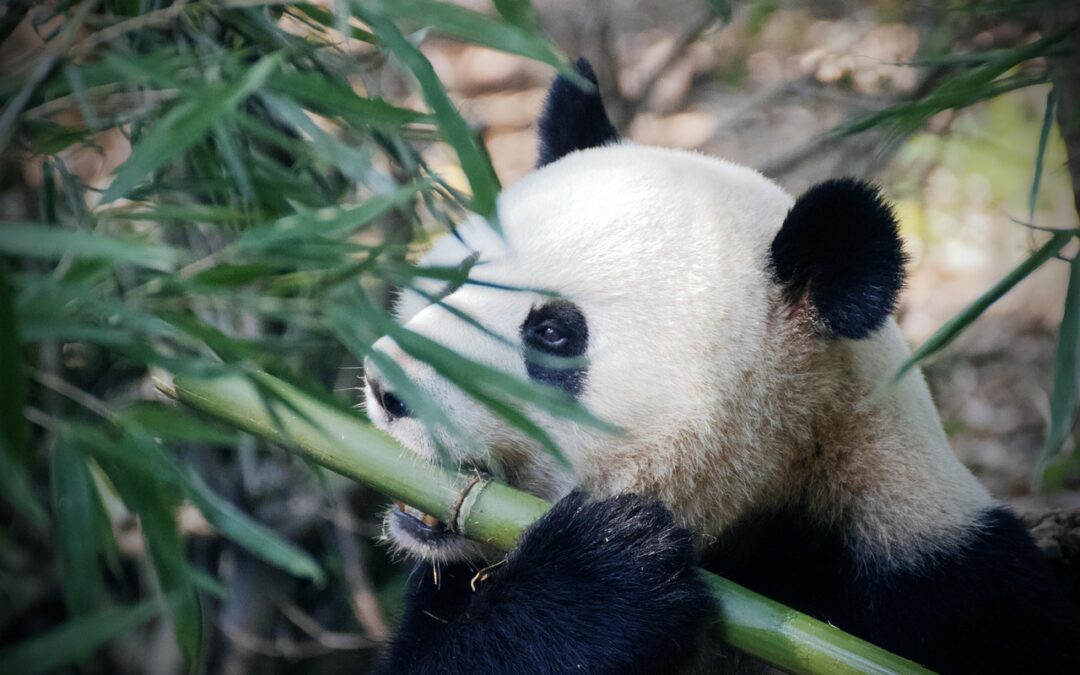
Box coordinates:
[452,473,488,535]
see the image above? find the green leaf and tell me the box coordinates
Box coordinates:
[894,231,1074,381]
[1028,87,1058,224]
[0,599,161,675]
[127,484,204,665]
[835,27,1072,140]
[256,92,382,184]
[70,425,202,665]
[101,52,283,204]
[266,70,430,127]
[837,74,1047,140]
[212,121,254,203]
[50,440,108,617]
[492,0,537,27]
[0,261,28,462]
[291,3,376,42]
[85,419,324,586]
[115,401,237,445]
[357,3,502,220]
[1036,251,1080,483]
[380,0,563,68]
[0,222,181,271]
[104,204,259,224]
[180,466,326,585]
[234,179,427,250]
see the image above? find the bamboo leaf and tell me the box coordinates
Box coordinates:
[0,222,181,271]
[212,122,254,203]
[356,3,501,220]
[50,440,108,617]
[266,70,430,127]
[256,92,383,184]
[836,74,1047,139]
[73,426,203,664]
[0,599,161,675]
[188,263,282,288]
[104,204,258,224]
[234,179,428,250]
[1028,87,1058,224]
[85,418,325,585]
[835,27,1072,139]
[380,0,564,68]
[1036,251,1080,483]
[101,52,283,204]
[180,466,326,585]
[492,0,537,27]
[894,231,1074,381]
[290,3,376,42]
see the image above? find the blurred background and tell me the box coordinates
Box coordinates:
[1,1,1077,673]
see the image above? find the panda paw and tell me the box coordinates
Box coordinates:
[516,490,701,582]
[489,491,712,669]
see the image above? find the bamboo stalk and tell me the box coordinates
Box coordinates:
[162,370,932,675]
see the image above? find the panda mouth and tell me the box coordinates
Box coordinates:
[392,501,451,542]
[386,463,498,561]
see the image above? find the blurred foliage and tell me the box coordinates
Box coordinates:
[0,1,1077,673]
[856,14,1079,486]
[0,1,588,671]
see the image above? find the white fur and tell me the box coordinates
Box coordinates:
[367,143,992,565]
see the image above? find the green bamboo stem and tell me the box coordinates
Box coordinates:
[162,371,932,675]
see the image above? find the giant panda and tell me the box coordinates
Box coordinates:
[362,60,1079,674]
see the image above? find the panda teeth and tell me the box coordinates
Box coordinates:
[395,500,444,528]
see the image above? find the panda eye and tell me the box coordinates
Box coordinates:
[537,321,567,347]
[521,301,588,358]
[520,300,589,395]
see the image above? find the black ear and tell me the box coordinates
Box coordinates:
[536,58,620,167]
[769,179,907,339]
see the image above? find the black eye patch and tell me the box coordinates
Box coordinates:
[520,301,589,396]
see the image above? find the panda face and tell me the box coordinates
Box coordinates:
[366,145,798,562]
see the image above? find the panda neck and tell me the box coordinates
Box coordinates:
[792,320,994,566]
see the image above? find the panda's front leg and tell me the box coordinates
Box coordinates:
[381,491,713,675]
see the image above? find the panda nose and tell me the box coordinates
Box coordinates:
[366,373,412,421]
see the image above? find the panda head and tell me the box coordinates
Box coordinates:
[366,60,907,563]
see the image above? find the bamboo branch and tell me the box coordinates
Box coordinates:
[159,370,931,675]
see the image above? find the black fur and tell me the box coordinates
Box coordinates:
[702,505,1080,674]
[521,301,589,396]
[380,492,712,674]
[770,178,907,339]
[536,58,620,167]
